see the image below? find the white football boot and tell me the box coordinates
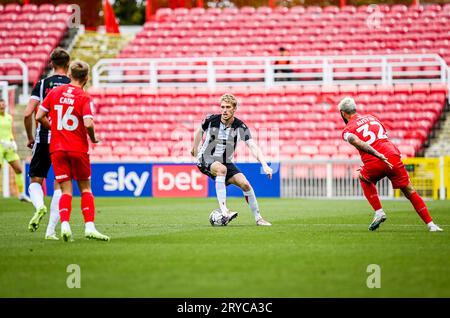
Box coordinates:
[428,222,443,232]
[256,218,272,226]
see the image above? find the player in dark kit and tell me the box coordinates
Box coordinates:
[191,93,273,226]
[24,47,71,239]
[338,97,443,232]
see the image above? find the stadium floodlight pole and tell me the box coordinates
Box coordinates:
[339,0,346,8]
[412,0,419,6]
[197,0,204,8]
[268,0,275,8]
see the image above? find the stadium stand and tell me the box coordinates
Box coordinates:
[83,4,449,163]
[88,82,448,162]
[425,103,450,157]
[119,4,450,68]
[0,3,73,84]
[70,31,133,84]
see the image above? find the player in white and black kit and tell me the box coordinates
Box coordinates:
[23,48,71,240]
[191,94,273,226]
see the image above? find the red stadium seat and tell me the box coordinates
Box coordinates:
[88,84,446,162]
[398,145,416,158]
[39,4,55,13]
[430,83,448,93]
[55,5,450,162]
[54,4,73,13]
[412,83,430,94]
[88,87,106,98]
[376,84,394,95]
[4,3,20,13]
[0,4,71,82]
[394,83,412,94]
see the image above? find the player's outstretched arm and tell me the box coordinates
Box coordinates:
[247,139,273,180]
[35,107,50,130]
[346,133,393,169]
[84,118,100,143]
[23,99,39,148]
[191,127,203,157]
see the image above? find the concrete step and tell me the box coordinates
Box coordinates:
[425,101,450,157]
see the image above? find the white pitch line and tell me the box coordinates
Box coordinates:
[60,223,450,227]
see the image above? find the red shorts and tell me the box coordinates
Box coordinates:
[359,155,410,189]
[51,151,91,183]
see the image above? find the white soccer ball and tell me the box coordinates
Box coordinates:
[209,209,226,226]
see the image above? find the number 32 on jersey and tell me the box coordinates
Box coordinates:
[356,121,388,145]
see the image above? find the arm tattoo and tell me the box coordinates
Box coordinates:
[347,134,381,159]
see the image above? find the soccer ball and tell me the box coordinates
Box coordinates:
[209,209,227,226]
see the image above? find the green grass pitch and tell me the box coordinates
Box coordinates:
[1,197,449,297]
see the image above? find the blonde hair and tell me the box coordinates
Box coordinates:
[219,93,238,108]
[69,60,89,82]
[338,97,357,114]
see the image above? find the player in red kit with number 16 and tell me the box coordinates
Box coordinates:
[36,60,109,242]
[338,97,443,232]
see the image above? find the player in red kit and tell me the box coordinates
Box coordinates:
[35,60,109,242]
[338,97,443,232]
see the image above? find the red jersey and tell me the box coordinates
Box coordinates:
[342,114,401,165]
[40,84,94,154]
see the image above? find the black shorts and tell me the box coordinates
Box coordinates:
[196,160,241,185]
[28,143,52,178]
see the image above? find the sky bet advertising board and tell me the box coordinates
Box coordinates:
[25,162,280,198]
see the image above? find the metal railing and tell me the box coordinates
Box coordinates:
[92,54,449,92]
[280,158,394,199]
[0,59,29,103]
[0,81,11,197]
[279,157,449,199]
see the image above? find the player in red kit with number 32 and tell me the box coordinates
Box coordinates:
[36,60,109,242]
[338,97,443,232]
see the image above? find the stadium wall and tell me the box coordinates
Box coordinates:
[19,157,450,199]
[24,162,281,198]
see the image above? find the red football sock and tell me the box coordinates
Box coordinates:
[59,194,72,222]
[408,191,432,224]
[360,180,382,211]
[81,192,95,223]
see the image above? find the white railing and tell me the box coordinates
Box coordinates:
[0,59,29,103]
[92,54,449,91]
[281,159,394,199]
[448,63,450,102]
[0,81,10,197]
[0,81,8,107]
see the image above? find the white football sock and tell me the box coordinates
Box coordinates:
[61,221,71,232]
[215,176,228,214]
[375,209,385,216]
[243,187,262,221]
[85,221,96,232]
[46,189,61,236]
[28,182,44,210]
